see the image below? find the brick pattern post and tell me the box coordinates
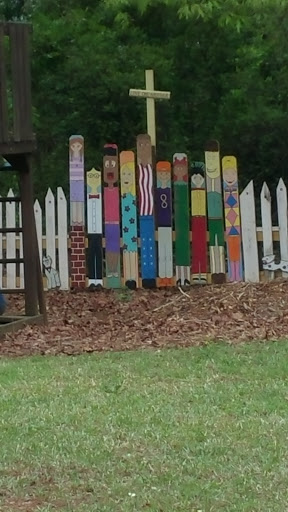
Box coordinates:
[70,226,86,288]
[69,135,86,288]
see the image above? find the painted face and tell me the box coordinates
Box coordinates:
[223,167,237,186]
[157,170,171,187]
[103,156,118,185]
[137,134,152,167]
[71,141,82,152]
[121,165,134,191]
[43,255,52,269]
[205,152,220,179]
[174,163,187,181]
[191,173,205,188]
[89,169,101,191]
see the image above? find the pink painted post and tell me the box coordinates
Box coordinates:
[69,135,86,288]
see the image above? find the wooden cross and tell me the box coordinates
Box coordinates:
[129,69,170,149]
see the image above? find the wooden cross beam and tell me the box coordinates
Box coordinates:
[129,69,170,149]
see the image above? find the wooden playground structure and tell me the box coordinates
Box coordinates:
[0,21,46,332]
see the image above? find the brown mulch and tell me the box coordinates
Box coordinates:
[1,280,288,357]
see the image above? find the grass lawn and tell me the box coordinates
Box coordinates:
[1,342,288,511]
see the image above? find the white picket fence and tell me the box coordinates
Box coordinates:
[240,178,288,282]
[0,187,69,290]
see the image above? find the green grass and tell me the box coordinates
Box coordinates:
[1,342,288,511]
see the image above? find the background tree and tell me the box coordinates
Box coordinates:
[0,0,287,210]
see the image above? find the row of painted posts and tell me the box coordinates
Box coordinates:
[69,134,242,289]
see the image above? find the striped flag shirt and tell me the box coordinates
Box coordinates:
[138,164,154,216]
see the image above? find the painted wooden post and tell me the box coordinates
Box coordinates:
[260,182,274,280]
[191,162,207,284]
[103,143,121,288]
[69,135,86,288]
[173,153,190,286]
[156,161,173,286]
[87,168,103,287]
[6,189,16,289]
[57,187,69,290]
[137,134,157,288]
[222,156,243,281]
[240,180,259,282]
[276,178,288,277]
[205,140,225,284]
[120,151,139,289]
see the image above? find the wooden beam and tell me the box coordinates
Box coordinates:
[129,69,170,150]
[19,156,39,316]
[0,140,37,155]
[0,25,9,144]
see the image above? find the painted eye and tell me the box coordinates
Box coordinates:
[111,161,116,168]
[105,161,109,168]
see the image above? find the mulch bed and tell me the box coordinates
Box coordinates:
[1,280,288,357]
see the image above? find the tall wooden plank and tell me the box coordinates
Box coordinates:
[222,156,243,282]
[87,168,103,287]
[9,23,33,141]
[20,24,33,139]
[156,161,173,286]
[69,135,86,288]
[19,156,40,316]
[45,188,56,268]
[191,162,207,284]
[205,140,226,284]
[103,143,121,288]
[69,135,85,225]
[57,187,69,290]
[276,178,288,277]
[137,134,157,288]
[240,180,259,282]
[10,23,23,141]
[260,182,274,280]
[6,189,16,289]
[173,153,190,286]
[0,25,9,143]
[120,151,139,289]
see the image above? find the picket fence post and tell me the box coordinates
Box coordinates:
[261,182,274,280]
[57,187,69,290]
[19,206,24,289]
[6,189,16,289]
[45,188,56,268]
[240,180,259,282]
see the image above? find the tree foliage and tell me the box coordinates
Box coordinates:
[0,0,287,202]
